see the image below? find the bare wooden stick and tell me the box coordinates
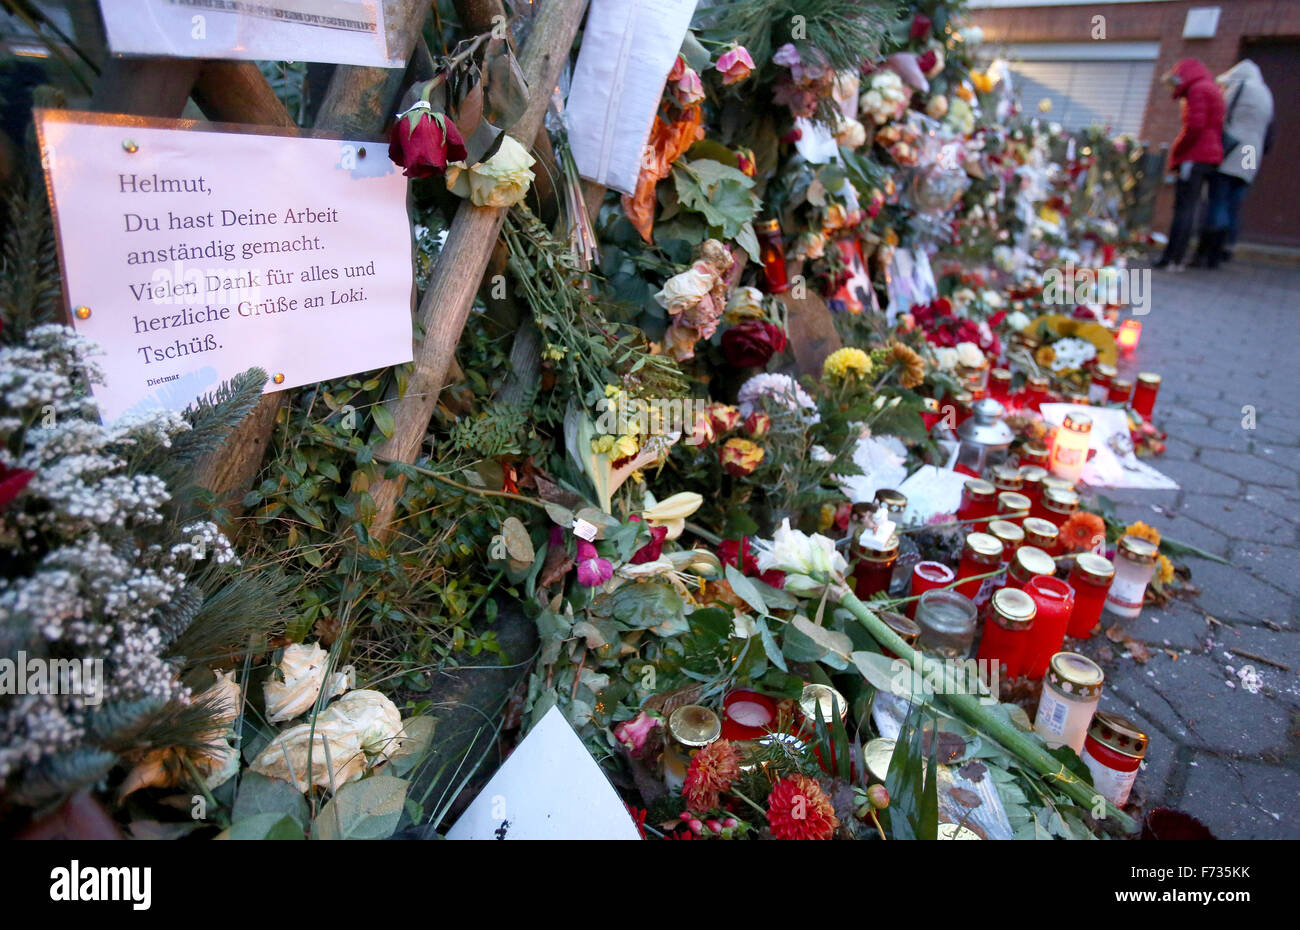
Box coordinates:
[363,0,590,540]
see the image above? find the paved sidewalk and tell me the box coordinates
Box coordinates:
[1071,260,1300,839]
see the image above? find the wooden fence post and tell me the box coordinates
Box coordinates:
[189,1,434,508]
[363,0,590,541]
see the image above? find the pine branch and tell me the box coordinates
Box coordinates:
[0,178,61,343]
[15,748,117,806]
[171,367,270,468]
[168,567,295,668]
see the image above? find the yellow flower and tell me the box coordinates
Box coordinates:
[823,347,874,381]
[542,343,567,361]
[1035,345,1057,367]
[604,384,623,399]
[1156,554,1175,586]
[1125,521,1162,547]
[970,70,995,94]
[447,134,536,207]
[642,491,704,540]
[614,434,641,458]
[591,434,617,455]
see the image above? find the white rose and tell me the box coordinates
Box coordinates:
[956,341,985,369]
[725,286,765,320]
[932,346,959,371]
[982,290,1004,308]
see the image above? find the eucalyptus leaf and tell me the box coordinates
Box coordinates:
[313,774,409,841]
[725,563,768,616]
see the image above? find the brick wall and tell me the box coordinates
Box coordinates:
[971,1,1300,233]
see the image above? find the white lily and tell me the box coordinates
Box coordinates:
[641,491,703,540]
[752,519,849,597]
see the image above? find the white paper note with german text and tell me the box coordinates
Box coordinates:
[98,0,402,67]
[37,110,413,424]
[566,0,700,195]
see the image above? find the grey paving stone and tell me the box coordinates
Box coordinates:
[1192,496,1298,546]
[1198,448,1299,488]
[1155,459,1243,496]
[1111,502,1231,558]
[1203,624,1300,709]
[1179,557,1295,624]
[1229,542,1300,597]
[1179,755,1300,840]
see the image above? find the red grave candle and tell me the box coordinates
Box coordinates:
[957,479,997,532]
[1132,373,1161,420]
[978,587,1037,680]
[720,689,778,741]
[1023,575,1076,680]
[1066,553,1115,638]
[956,533,1003,600]
[908,561,957,619]
[755,219,790,294]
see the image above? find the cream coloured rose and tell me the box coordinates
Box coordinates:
[654,267,714,316]
[264,642,352,723]
[322,689,405,761]
[251,716,367,792]
[834,116,867,149]
[725,286,765,321]
[932,346,959,371]
[447,134,536,208]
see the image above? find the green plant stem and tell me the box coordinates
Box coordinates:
[319,437,550,510]
[873,566,1005,610]
[685,520,724,546]
[897,511,1030,534]
[838,588,1139,834]
[730,786,769,820]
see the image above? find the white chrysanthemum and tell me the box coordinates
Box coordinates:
[737,373,820,424]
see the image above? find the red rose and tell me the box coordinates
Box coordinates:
[910,14,932,41]
[721,320,787,368]
[387,110,467,179]
[916,49,937,74]
[0,464,34,509]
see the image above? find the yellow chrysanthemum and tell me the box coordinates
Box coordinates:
[614,434,640,458]
[1125,521,1162,547]
[823,347,874,381]
[1156,554,1175,586]
[1035,345,1057,367]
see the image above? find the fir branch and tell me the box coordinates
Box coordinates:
[695,0,893,72]
[168,567,294,668]
[0,179,61,343]
[15,748,118,807]
[171,367,270,468]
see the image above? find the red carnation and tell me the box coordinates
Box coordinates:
[387,109,467,179]
[766,774,838,840]
[916,49,937,74]
[910,13,932,41]
[721,320,787,368]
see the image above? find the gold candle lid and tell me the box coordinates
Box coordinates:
[1072,552,1115,584]
[1022,440,1049,460]
[1137,372,1162,386]
[991,587,1036,630]
[1011,545,1056,580]
[1111,377,1134,391]
[987,519,1025,550]
[997,491,1032,515]
[1027,375,1049,389]
[964,532,1004,561]
[990,464,1023,490]
[1087,711,1148,759]
[1046,651,1104,698]
[1041,476,1075,494]
[879,609,921,643]
[668,704,721,747]
[963,477,996,501]
[755,218,782,234]
[858,533,899,561]
[874,488,908,515]
[991,367,1012,384]
[1093,363,1117,380]
[1042,487,1080,514]
[1117,534,1159,564]
[799,683,848,723]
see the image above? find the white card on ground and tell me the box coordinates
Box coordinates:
[98,0,402,67]
[898,464,972,522]
[446,706,640,840]
[37,110,413,423]
[1040,404,1179,490]
[566,0,699,195]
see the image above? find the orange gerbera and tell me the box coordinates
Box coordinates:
[1059,511,1106,553]
[682,739,741,812]
[1125,521,1162,547]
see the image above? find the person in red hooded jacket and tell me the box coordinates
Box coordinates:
[1154,58,1225,271]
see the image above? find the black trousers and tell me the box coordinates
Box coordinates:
[1160,162,1214,265]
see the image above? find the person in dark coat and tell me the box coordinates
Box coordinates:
[1154,58,1225,271]
[1192,59,1274,266]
